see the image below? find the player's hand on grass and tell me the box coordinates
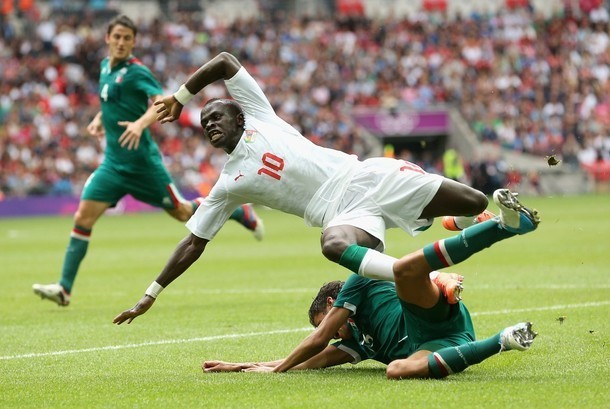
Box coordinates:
[154,96,183,124]
[202,360,247,373]
[117,121,143,150]
[113,295,155,325]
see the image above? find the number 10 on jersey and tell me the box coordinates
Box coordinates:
[257,152,284,180]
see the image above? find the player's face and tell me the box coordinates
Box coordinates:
[312,307,353,340]
[200,102,243,153]
[105,24,136,63]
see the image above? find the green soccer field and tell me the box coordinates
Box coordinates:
[1,194,608,409]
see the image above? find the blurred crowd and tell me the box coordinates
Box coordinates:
[1,1,610,198]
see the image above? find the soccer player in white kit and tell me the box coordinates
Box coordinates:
[113,53,539,325]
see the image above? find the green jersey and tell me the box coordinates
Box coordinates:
[98,55,164,170]
[332,275,474,364]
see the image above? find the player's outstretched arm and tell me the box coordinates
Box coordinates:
[112,294,155,325]
[202,359,284,373]
[204,346,352,373]
[118,96,163,150]
[202,308,352,373]
[268,307,351,373]
[113,233,209,325]
[155,52,242,124]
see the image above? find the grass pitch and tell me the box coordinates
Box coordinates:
[1,194,608,408]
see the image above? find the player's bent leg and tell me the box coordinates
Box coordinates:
[392,249,442,308]
[386,350,431,379]
[63,201,108,293]
[322,226,380,262]
[427,323,538,379]
[74,200,110,229]
[33,200,109,306]
[419,179,488,220]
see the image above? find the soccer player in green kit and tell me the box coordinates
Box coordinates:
[201,191,539,379]
[32,15,263,307]
[203,272,537,379]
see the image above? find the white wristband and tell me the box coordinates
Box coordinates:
[145,281,164,299]
[174,84,195,106]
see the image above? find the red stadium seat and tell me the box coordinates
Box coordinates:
[506,0,528,9]
[423,0,447,12]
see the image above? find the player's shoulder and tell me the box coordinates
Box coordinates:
[127,56,145,67]
[125,57,153,73]
[342,274,372,290]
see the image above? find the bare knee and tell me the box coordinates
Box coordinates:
[74,209,99,228]
[74,213,90,228]
[392,252,427,282]
[320,232,351,263]
[451,185,488,215]
[467,189,489,214]
[423,181,489,218]
[385,359,418,380]
[386,358,428,380]
[321,226,380,263]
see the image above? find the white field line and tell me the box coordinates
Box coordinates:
[175,284,610,295]
[1,300,608,361]
[0,328,312,361]
[470,300,610,316]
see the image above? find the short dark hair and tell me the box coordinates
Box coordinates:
[203,98,244,117]
[308,281,344,326]
[107,15,137,36]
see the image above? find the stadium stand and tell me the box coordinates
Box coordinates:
[1,0,609,206]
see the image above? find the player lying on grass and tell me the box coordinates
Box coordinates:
[113,52,540,325]
[203,272,538,379]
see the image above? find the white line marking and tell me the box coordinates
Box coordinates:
[171,284,610,295]
[1,301,608,361]
[0,328,312,361]
[470,300,610,316]
[466,284,610,290]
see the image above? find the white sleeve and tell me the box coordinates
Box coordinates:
[224,67,276,120]
[185,176,242,240]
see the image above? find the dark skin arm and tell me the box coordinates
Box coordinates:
[112,233,208,324]
[155,52,242,124]
[116,54,242,325]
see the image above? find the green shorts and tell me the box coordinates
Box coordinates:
[400,300,476,352]
[81,161,184,209]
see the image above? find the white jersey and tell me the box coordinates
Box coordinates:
[186,67,361,240]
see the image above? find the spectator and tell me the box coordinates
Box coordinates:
[1,3,609,200]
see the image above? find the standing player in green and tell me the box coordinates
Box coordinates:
[32,15,263,307]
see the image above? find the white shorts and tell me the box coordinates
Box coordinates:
[325,158,444,252]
